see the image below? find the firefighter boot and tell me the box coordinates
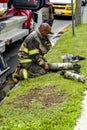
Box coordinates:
[12,66,20,83]
[12,67,29,83]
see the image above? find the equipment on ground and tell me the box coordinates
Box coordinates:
[60,71,86,83]
[48,63,81,73]
[61,54,85,63]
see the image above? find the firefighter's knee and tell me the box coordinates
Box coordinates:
[21,68,29,80]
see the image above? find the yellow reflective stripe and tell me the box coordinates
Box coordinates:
[43,55,46,58]
[22,69,28,79]
[18,58,32,64]
[40,55,46,59]
[47,43,51,46]
[29,49,39,55]
[38,59,44,65]
[21,42,39,56]
[21,43,29,54]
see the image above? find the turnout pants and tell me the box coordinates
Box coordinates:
[20,63,47,78]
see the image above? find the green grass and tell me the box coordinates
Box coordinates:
[0,24,87,130]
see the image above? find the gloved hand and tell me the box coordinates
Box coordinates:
[43,63,49,70]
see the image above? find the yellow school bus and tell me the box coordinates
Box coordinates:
[50,0,76,16]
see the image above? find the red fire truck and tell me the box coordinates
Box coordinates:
[0,0,45,88]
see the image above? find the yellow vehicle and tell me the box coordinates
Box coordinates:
[50,0,76,16]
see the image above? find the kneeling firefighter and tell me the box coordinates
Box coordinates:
[12,23,80,83]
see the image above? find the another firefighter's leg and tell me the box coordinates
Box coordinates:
[49,7,54,27]
[41,7,50,24]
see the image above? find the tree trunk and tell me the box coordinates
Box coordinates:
[75,0,82,26]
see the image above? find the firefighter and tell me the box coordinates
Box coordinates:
[41,0,54,27]
[12,23,81,83]
[12,23,52,82]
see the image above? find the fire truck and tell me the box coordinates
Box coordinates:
[0,0,45,88]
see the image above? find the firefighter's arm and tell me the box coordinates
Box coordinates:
[34,54,49,70]
[46,2,54,7]
[37,53,50,70]
[29,49,49,70]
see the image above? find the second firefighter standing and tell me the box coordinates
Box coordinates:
[41,0,54,27]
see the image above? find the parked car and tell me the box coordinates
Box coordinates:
[50,0,76,17]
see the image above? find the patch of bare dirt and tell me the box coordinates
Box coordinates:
[8,86,68,109]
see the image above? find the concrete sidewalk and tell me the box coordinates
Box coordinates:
[74,91,87,130]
